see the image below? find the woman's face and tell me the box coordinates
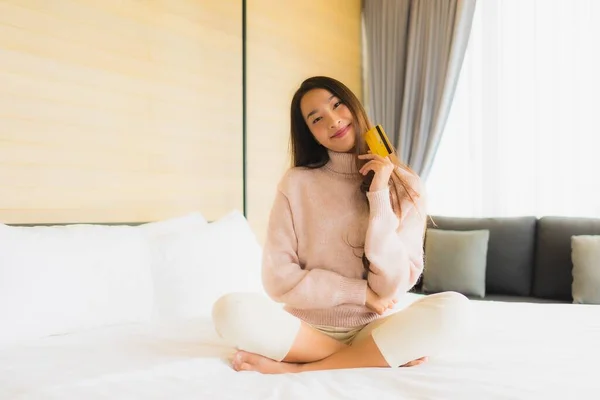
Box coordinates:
[300,88,356,153]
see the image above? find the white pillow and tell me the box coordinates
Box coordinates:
[0,223,154,345]
[148,209,264,320]
[139,212,208,237]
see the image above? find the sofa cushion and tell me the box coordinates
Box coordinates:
[422,229,490,297]
[571,235,600,304]
[533,217,600,301]
[467,294,568,304]
[426,216,537,296]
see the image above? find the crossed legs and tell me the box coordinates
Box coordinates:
[212,291,471,374]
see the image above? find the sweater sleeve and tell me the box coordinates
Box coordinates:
[364,182,427,298]
[261,190,368,309]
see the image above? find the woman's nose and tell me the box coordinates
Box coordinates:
[328,116,341,129]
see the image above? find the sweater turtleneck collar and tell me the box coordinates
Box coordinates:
[324,150,360,175]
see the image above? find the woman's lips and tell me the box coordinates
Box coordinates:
[332,125,350,139]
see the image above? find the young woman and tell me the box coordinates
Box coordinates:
[212,76,471,374]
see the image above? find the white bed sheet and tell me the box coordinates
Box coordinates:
[2,294,599,400]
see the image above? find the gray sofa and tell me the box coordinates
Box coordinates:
[413,215,600,303]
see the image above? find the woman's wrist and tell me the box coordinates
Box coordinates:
[369,176,388,192]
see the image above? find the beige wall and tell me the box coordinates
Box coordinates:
[0,0,243,224]
[0,0,363,232]
[246,0,363,242]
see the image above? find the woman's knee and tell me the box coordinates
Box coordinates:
[425,290,470,308]
[368,292,471,367]
[422,291,472,334]
[212,292,261,342]
[211,292,301,360]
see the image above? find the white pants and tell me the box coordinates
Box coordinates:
[212,291,471,368]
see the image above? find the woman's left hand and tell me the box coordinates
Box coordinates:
[358,153,395,192]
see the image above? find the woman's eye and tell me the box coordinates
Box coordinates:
[312,117,322,124]
[333,101,342,109]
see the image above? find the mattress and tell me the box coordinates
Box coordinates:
[1,294,599,400]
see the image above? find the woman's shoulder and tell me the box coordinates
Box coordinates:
[277,166,319,193]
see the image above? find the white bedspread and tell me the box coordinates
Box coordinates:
[2,294,599,400]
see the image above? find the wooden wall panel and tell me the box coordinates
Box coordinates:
[246,0,363,242]
[0,0,242,224]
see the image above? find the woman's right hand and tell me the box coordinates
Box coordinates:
[365,287,397,315]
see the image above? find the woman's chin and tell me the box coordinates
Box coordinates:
[328,137,356,153]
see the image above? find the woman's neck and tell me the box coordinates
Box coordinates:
[324,150,359,175]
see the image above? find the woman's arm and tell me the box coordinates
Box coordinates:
[364,187,427,298]
[261,190,368,309]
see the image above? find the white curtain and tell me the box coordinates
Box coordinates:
[426,0,600,219]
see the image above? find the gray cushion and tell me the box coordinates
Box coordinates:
[533,217,600,301]
[426,216,537,296]
[410,289,569,304]
[422,229,490,298]
[571,235,600,304]
[467,295,568,304]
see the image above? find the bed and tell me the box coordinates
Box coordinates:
[2,212,600,399]
[1,294,599,399]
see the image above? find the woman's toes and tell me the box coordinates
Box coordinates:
[232,351,263,372]
[231,351,245,370]
[232,350,294,374]
[240,362,253,371]
[237,351,257,364]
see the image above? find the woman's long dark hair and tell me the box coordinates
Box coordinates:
[289,76,421,278]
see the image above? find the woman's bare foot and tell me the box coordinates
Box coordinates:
[231,349,428,374]
[232,351,299,374]
[401,356,428,367]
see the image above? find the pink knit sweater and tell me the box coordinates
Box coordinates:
[261,150,427,328]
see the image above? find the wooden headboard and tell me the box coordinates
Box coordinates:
[0,0,243,224]
[0,0,362,237]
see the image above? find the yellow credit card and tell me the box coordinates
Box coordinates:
[364,125,394,157]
